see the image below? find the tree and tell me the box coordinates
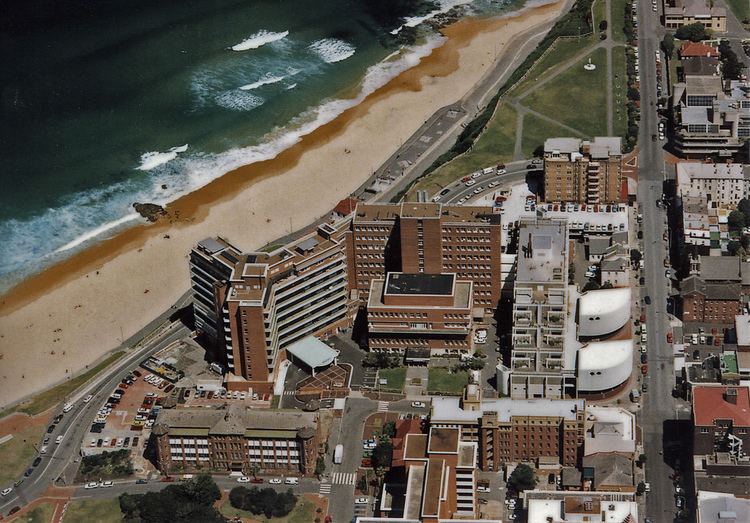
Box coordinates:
[228,486,297,518]
[728,210,746,230]
[582,280,601,292]
[357,475,369,494]
[382,421,397,439]
[661,33,675,59]
[727,241,745,257]
[315,456,326,476]
[675,22,708,42]
[599,19,608,31]
[738,198,750,220]
[532,144,545,158]
[508,464,537,492]
[249,464,260,479]
[630,248,642,265]
[371,441,394,471]
[118,476,225,523]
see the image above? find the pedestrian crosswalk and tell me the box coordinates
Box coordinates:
[332,472,356,485]
[319,481,332,495]
[282,390,296,396]
[377,401,389,412]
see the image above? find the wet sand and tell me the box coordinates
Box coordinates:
[0,1,565,408]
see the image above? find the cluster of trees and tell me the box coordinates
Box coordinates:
[675,22,708,42]
[623,47,640,151]
[718,40,747,81]
[661,33,675,59]
[79,449,133,481]
[228,487,297,518]
[507,464,537,492]
[453,356,485,372]
[623,3,636,43]
[371,440,394,472]
[728,199,750,256]
[119,475,223,523]
[363,352,402,369]
[420,0,595,178]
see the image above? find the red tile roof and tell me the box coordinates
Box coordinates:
[679,42,719,58]
[333,197,359,216]
[693,386,750,426]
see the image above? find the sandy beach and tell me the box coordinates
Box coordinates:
[0,1,565,409]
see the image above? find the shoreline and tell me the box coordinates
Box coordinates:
[0,0,566,408]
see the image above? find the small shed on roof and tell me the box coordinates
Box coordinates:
[285,336,339,376]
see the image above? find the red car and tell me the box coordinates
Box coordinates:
[250,477,264,484]
[161,476,174,482]
[641,364,648,375]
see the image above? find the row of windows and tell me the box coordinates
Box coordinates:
[370,312,429,319]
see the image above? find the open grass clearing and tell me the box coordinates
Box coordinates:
[522,47,609,138]
[611,0,631,43]
[412,104,516,198]
[64,498,123,523]
[612,45,629,139]
[14,502,56,523]
[521,113,584,159]
[377,367,406,393]
[725,0,749,23]
[508,36,596,97]
[593,0,607,31]
[1,351,126,418]
[0,422,46,486]
[427,368,469,396]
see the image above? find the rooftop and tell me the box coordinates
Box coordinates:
[697,255,743,282]
[427,427,459,454]
[385,272,455,296]
[736,315,750,346]
[682,56,720,77]
[697,490,750,523]
[431,396,584,424]
[679,41,720,58]
[582,454,634,489]
[692,386,750,426]
[516,220,568,283]
[285,336,339,370]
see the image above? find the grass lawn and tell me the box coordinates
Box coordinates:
[412,103,516,197]
[592,0,607,31]
[64,498,123,523]
[0,422,47,485]
[522,47,609,138]
[0,351,125,418]
[15,502,56,523]
[377,367,406,393]
[508,36,595,97]
[725,0,749,23]
[521,113,583,159]
[220,498,316,523]
[611,0,630,43]
[427,368,469,396]
[612,45,629,140]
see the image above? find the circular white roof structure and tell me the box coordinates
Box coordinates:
[577,339,633,392]
[578,287,631,337]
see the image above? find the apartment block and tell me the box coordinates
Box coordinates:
[191,218,353,392]
[366,272,474,358]
[350,202,502,313]
[510,219,573,399]
[152,405,319,476]
[664,0,726,32]
[543,137,624,205]
[673,78,750,159]
[430,383,586,470]
[681,275,745,324]
[676,162,750,207]
[189,237,243,349]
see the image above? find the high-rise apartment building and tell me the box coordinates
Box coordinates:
[509,219,573,399]
[349,202,502,314]
[543,137,624,204]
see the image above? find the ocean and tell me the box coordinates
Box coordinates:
[0,0,515,292]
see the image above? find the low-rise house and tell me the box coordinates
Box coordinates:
[665,0,726,32]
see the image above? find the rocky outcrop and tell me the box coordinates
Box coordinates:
[132,202,167,222]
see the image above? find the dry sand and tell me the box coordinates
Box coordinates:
[0,1,565,409]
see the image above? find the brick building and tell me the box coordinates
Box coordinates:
[348,202,502,314]
[430,384,586,471]
[152,405,319,476]
[692,386,750,457]
[543,137,624,204]
[680,275,744,324]
[366,272,475,358]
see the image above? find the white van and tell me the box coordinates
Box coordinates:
[62,403,73,413]
[284,477,299,485]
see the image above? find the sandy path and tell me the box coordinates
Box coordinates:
[0,1,565,409]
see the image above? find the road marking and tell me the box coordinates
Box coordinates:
[377,401,389,412]
[319,482,332,495]
[332,472,356,485]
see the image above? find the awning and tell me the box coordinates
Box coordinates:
[285,336,339,370]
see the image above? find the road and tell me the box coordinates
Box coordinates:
[0,318,191,517]
[635,0,681,520]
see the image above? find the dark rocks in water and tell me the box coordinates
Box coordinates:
[161,184,168,190]
[133,202,167,222]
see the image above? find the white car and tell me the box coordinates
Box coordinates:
[84,482,98,490]
[431,195,442,202]
[411,401,426,408]
[83,395,93,403]
[284,477,299,485]
[40,445,48,454]
[355,497,369,505]
[473,186,484,194]
[237,476,251,483]
[1,487,12,496]
[55,435,63,444]
[465,180,476,187]
[269,478,283,485]
[488,181,499,188]
[497,169,507,174]
[471,171,482,179]
[100,480,114,488]
[63,403,74,413]
[476,486,490,493]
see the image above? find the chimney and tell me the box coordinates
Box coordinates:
[725,388,738,404]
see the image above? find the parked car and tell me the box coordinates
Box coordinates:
[83,395,93,403]
[411,401,426,408]
[269,478,282,485]
[1,487,12,496]
[284,477,299,485]
[136,479,148,484]
[32,457,42,467]
[55,435,63,444]
[237,476,251,483]
[101,480,114,488]
[84,482,98,490]
[354,498,369,505]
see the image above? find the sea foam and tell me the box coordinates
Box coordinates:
[308,38,356,63]
[240,74,287,91]
[391,0,475,35]
[230,30,289,51]
[137,144,188,171]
